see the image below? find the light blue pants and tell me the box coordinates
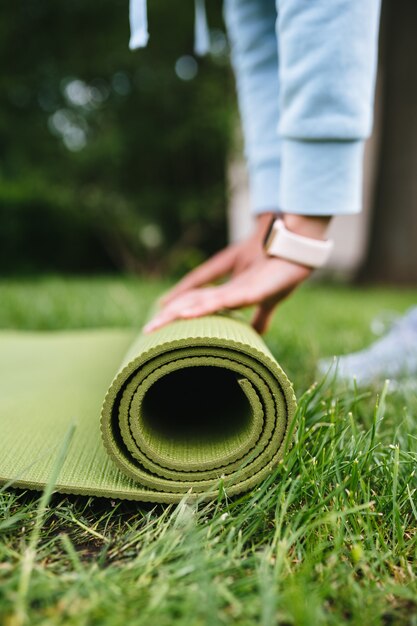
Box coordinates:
[224,0,381,216]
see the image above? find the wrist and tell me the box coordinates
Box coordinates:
[254,211,280,241]
[283,214,331,241]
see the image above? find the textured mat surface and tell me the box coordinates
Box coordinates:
[0,316,296,503]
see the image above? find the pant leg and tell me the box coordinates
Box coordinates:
[224,0,281,215]
[276,0,381,215]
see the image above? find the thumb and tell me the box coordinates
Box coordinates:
[251,301,277,335]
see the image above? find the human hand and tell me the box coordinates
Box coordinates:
[144,213,330,335]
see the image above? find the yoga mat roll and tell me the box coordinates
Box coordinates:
[0,315,296,503]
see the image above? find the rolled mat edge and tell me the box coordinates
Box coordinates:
[101,315,297,501]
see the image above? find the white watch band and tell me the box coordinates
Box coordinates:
[264,219,334,268]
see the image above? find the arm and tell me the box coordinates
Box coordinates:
[145,0,381,334]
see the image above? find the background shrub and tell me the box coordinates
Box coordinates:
[0,0,234,275]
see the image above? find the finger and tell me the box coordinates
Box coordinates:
[144,289,215,333]
[167,282,254,319]
[143,307,187,334]
[251,285,295,334]
[251,301,278,335]
[144,281,248,334]
[160,248,237,306]
[160,246,238,306]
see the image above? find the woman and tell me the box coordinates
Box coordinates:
[129,0,382,335]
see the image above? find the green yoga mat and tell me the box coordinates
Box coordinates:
[0,315,296,503]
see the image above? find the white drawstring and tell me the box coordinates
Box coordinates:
[129,0,149,50]
[128,0,210,56]
[194,0,210,56]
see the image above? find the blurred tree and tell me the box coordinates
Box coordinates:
[0,0,234,275]
[360,0,417,283]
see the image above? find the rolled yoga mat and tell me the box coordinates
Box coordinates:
[0,315,296,503]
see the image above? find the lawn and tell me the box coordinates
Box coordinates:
[0,276,416,626]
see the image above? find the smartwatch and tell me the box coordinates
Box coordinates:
[263,217,334,269]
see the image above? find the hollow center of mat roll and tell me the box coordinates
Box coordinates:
[140,366,252,447]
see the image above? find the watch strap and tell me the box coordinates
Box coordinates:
[264,218,333,268]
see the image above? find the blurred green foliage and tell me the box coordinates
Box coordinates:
[0,0,235,275]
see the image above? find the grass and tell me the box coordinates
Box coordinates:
[0,275,416,626]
